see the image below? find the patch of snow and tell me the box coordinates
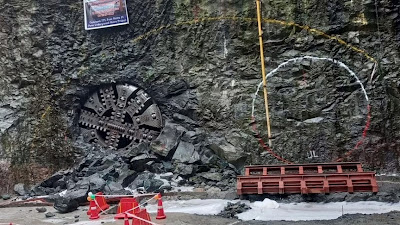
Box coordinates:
[35,189,68,199]
[144,198,400,221]
[252,198,280,209]
[147,199,237,215]
[237,201,400,221]
[172,175,183,183]
[30,195,49,199]
[152,173,195,193]
[124,187,139,195]
[59,189,68,196]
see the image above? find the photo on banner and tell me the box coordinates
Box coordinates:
[83,0,129,30]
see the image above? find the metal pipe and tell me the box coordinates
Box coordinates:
[256,0,272,147]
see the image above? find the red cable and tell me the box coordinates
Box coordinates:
[336,104,371,162]
[251,116,293,164]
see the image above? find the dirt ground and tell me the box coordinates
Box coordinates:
[0,206,238,225]
[1,206,400,225]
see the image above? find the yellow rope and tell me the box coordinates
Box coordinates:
[132,16,378,64]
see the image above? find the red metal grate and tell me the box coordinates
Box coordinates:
[237,162,378,195]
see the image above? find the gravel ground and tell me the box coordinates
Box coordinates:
[0,206,399,225]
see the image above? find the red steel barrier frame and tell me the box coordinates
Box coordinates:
[238,163,378,195]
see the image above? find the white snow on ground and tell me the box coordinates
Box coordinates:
[147,198,400,221]
[238,201,400,221]
[169,174,195,192]
[147,199,238,215]
[251,198,280,209]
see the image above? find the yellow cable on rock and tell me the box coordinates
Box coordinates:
[256,0,273,147]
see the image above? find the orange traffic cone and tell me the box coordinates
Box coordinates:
[89,200,100,220]
[124,213,130,225]
[156,194,166,220]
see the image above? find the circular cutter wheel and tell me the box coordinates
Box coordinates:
[79,84,163,150]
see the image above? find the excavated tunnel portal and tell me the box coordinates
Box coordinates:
[79,84,163,150]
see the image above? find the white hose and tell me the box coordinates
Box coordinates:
[251,56,370,117]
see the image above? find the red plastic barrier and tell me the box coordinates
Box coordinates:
[115,198,139,219]
[86,192,110,215]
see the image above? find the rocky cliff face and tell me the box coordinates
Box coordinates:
[0,0,399,189]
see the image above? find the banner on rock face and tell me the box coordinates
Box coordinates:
[83,0,129,30]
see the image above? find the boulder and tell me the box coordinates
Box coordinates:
[162,161,173,172]
[120,172,138,187]
[1,194,11,200]
[14,183,27,196]
[88,174,106,192]
[54,196,79,213]
[150,121,184,157]
[104,182,131,195]
[125,171,167,193]
[144,179,165,192]
[99,165,119,181]
[147,162,165,174]
[199,148,219,165]
[174,163,194,176]
[200,172,223,181]
[53,178,67,190]
[218,202,251,218]
[45,212,55,218]
[40,170,70,188]
[129,154,158,172]
[31,186,49,196]
[36,207,47,213]
[104,181,123,192]
[181,129,205,144]
[53,188,88,213]
[207,130,249,167]
[120,143,149,160]
[172,141,200,163]
[128,171,155,189]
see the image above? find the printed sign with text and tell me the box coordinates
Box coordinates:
[83,0,129,30]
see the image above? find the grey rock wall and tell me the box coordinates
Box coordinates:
[0,0,399,179]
